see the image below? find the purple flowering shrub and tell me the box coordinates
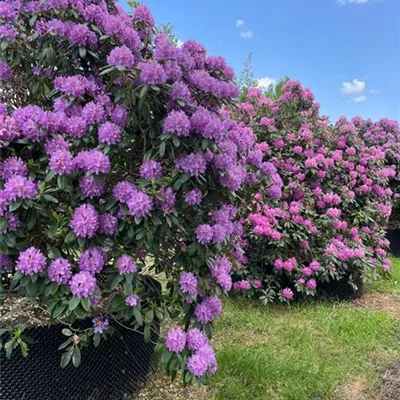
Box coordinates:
[232,82,394,302]
[0,0,272,382]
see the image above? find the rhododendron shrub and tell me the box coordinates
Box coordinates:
[0,0,272,383]
[358,118,400,228]
[232,82,393,302]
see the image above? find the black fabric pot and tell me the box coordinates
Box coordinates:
[0,318,159,400]
[0,277,162,400]
[320,273,365,301]
[386,229,400,257]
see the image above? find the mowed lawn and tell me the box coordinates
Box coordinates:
[207,259,400,400]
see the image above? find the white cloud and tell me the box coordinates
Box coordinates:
[341,79,366,96]
[257,77,277,89]
[352,95,366,103]
[236,20,245,27]
[240,31,253,39]
[370,89,379,94]
[337,0,374,4]
[176,39,184,48]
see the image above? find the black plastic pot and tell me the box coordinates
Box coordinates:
[320,273,365,301]
[0,318,159,400]
[386,229,400,257]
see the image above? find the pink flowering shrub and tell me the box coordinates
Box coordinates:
[0,0,272,383]
[232,82,394,302]
[357,118,400,228]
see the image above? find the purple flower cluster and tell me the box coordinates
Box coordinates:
[117,255,138,275]
[78,248,106,275]
[211,257,232,291]
[16,247,46,275]
[48,258,72,284]
[107,45,136,68]
[165,328,186,353]
[179,272,198,295]
[125,294,139,308]
[176,153,207,177]
[194,296,222,324]
[184,189,202,206]
[92,317,109,334]
[140,160,162,180]
[70,204,99,238]
[69,271,96,298]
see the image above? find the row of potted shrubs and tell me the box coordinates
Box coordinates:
[0,0,398,396]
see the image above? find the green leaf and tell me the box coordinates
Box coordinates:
[133,308,143,326]
[48,248,61,259]
[161,351,172,365]
[9,200,22,212]
[26,280,37,298]
[72,346,81,367]
[81,299,91,312]
[62,329,73,337]
[144,309,154,325]
[58,338,71,350]
[5,340,14,359]
[159,142,166,157]
[60,347,73,368]
[79,47,87,58]
[173,174,190,191]
[53,304,66,318]
[57,175,68,191]
[144,324,151,343]
[64,231,76,244]
[43,194,58,203]
[140,85,149,100]
[93,334,101,348]
[69,297,80,311]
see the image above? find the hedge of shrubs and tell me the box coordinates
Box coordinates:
[231,83,395,302]
[0,0,398,387]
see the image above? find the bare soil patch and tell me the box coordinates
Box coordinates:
[353,293,400,318]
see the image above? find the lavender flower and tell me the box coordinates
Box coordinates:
[186,328,208,352]
[70,204,99,238]
[176,153,207,177]
[140,160,162,179]
[98,122,122,145]
[0,61,12,81]
[139,61,167,85]
[0,253,12,273]
[125,294,139,308]
[117,255,138,275]
[179,272,198,295]
[195,224,213,244]
[0,157,27,180]
[127,190,153,218]
[69,271,96,298]
[165,328,186,353]
[107,45,135,68]
[92,317,109,334]
[99,214,118,235]
[4,176,37,201]
[78,248,106,275]
[184,189,202,206]
[163,110,191,137]
[17,247,46,275]
[80,176,105,198]
[50,150,75,175]
[113,181,137,203]
[48,258,72,284]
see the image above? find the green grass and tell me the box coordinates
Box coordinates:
[368,257,400,294]
[208,261,400,400]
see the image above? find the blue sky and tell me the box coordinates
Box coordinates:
[123,0,399,123]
